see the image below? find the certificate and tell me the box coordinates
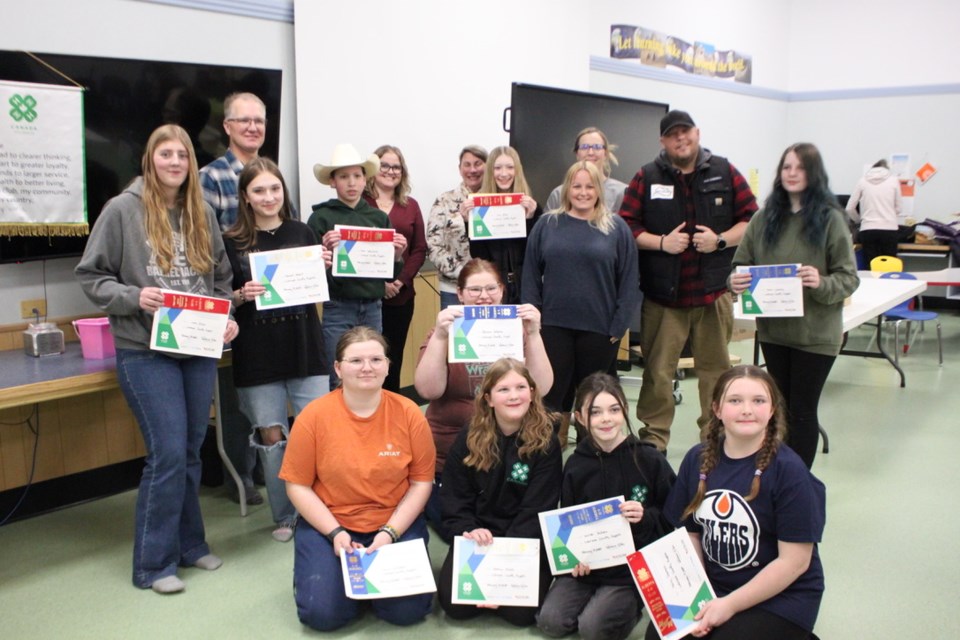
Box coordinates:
[735,264,803,318]
[332,225,395,279]
[449,305,523,363]
[469,193,527,240]
[340,539,436,600]
[451,536,540,607]
[539,496,634,574]
[627,528,716,640]
[150,290,230,359]
[249,244,329,310]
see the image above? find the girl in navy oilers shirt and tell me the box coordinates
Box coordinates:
[538,373,674,640]
[647,365,825,640]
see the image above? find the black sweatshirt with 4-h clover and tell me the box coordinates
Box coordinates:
[440,423,561,540]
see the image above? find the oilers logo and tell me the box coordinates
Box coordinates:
[694,490,759,571]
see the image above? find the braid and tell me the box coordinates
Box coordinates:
[744,415,782,502]
[681,421,723,520]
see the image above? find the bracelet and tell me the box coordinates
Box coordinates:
[326,526,346,543]
[659,234,665,252]
[378,524,400,543]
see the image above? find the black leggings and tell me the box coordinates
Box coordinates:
[760,342,836,468]
[540,325,620,413]
[644,607,812,640]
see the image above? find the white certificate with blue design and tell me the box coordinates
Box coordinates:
[448,305,523,363]
[539,496,634,574]
[451,536,541,606]
[339,538,436,600]
[735,264,803,318]
[249,245,329,310]
[468,193,527,240]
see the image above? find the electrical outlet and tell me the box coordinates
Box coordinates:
[20,298,47,319]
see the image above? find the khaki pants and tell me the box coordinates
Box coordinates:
[635,294,733,451]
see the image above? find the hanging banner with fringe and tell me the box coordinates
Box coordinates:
[0,80,86,237]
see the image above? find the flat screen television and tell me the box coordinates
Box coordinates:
[507,83,667,207]
[0,50,282,263]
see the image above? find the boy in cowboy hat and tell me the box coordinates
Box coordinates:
[308,143,407,385]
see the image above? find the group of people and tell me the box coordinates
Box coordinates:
[74,93,856,638]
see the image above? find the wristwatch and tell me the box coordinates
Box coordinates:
[716,234,727,251]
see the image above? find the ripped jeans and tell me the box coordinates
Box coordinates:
[236,375,330,524]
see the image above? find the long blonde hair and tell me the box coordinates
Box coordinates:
[464,359,556,471]
[554,161,614,234]
[140,124,213,274]
[365,144,412,207]
[479,146,532,197]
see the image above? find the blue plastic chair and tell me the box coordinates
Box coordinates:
[879,272,943,365]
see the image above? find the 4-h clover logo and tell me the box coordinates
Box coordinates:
[558,553,569,565]
[631,484,649,503]
[9,94,38,123]
[160,330,170,342]
[510,462,530,483]
[462,582,472,594]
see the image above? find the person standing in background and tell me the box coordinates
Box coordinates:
[426,145,487,309]
[845,158,903,267]
[545,127,627,214]
[364,145,427,392]
[619,110,757,453]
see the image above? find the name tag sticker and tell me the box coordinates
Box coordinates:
[651,184,674,200]
[715,197,724,206]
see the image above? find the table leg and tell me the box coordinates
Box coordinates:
[214,379,247,517]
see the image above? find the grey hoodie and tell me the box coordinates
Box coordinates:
[845,166,902,231]
[75,177,233,351]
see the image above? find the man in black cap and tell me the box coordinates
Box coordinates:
[619,110,757,452]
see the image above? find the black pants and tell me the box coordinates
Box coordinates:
[644,607,812,640]
[381,299,415,393]
[760,342,836,468]
[859,228,899,269]
[540,325,620,413]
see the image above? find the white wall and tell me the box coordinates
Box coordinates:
[293,0,789,214]
[0,0,297,324]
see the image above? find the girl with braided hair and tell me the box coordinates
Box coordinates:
[645,365,825,640]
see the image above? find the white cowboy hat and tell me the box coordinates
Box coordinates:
[313,143,381,185]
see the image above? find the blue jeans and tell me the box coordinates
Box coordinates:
[440,291,460,310]
[322,298,382,387]
[236,376,330,524]
[115,348,217,588]
[293,514,433,630]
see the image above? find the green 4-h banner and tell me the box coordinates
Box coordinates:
[0,80,86,237]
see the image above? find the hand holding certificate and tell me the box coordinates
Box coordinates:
[539,496,635,574]
[469,193,527,240]
[734,264,803,318]
[628,528,716,640]
[451,536,541,607]
[449,305,524,363]
[340,539,436,600]
[332,225,395,279]
[249,244,329,310]
[150,289,231,359]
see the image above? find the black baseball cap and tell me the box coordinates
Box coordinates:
[660,110,696,136]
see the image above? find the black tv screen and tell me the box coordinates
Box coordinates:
[508,83,667,207]
[0,50,282,263]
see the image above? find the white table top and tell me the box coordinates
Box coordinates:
[908,267,960,286]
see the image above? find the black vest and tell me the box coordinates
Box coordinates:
[638,154,736,302]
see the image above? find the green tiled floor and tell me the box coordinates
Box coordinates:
[2,318,959,638]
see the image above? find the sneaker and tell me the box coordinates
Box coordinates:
[272,521,295,543]
[227,486,264,506]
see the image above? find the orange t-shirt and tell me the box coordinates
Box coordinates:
[279,388,436,533]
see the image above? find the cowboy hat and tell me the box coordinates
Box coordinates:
[313,143,381,185]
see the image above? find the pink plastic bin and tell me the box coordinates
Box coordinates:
[73,317,116,359]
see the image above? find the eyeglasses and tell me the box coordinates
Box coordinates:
[380,163,403,175]
[226,117,267,128]
[339,356,388,368]
[462,285,501,297]
[578,143,605,151]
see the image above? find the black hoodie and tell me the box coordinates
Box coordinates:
[561,434,676,586]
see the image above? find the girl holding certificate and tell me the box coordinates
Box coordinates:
[522,161,638,422]
[415,258,553,541]
[466,146,541,303]
[730,143,858,468]
[438,358,561,627]
[647,365,825,640]
[538,373,675,640]
[76,124,237,594]
[224,158,330,543]
[279,326,436,631]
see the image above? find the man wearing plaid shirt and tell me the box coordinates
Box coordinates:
[619,110,757,452]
